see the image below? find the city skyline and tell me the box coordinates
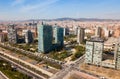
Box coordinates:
[0,0,120,20]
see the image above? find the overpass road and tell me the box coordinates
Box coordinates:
[49,55,85,79]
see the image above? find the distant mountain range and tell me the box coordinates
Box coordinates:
[1,18,120,22]
[28,18,120,22]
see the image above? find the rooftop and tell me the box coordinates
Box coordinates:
[89,37,104,42]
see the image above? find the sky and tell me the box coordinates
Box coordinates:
[0,0,120,20]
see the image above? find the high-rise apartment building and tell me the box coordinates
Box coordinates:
[7,24,18,44]
[24,30,34,43]
[92,40,104,65]
[63,27,69,36]
[85,38,104,65]
[115,43,120,69]
[0,33,5,42]
[95,27,102,37]
[54,27,64,47]
[85,41,94,64]
[103,27,110,38]
[74,26,78,35]
[38,24,53,53]
[77,27,85,44]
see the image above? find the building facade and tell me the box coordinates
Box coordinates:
[103,27,110,38]
[74,26,78,35]
[77,27,85,44]
[0,33,5,42]
[85,38,104,65]
[38,24,53,53]
[85,38,120,69]
[54,27,64,47]
[63,27,69,36]
[7,24,18,44]
[24,30,34,43]
[115,43,120,69]
[85,41,94,64]
[92,41,103,65]
[95,27,102,37]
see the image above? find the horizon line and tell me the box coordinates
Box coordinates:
[0,17,120,22]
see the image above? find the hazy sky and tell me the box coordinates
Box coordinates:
[0,0,120,20]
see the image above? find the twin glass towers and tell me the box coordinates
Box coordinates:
[38,23,64,53]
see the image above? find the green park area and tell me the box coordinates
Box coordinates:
[47,50,72,61]
[71,46,85,61]
[47,45,85,61]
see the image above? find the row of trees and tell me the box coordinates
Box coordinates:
[71,46,85,61]
[0,59,32,79]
